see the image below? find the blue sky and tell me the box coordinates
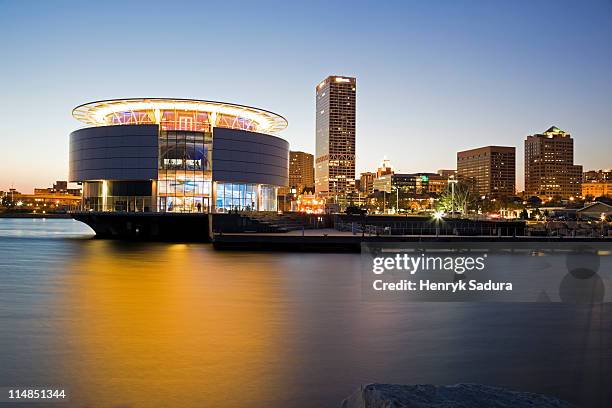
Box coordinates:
[1,0,611,191]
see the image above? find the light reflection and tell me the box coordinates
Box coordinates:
[57,241,290,407]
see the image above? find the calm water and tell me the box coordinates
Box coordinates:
[0,218,610,407]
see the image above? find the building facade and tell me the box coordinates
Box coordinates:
[582,169,612,198]
[288,151,314,194]
[583,169,611,183]
[376,159,394,178]
[437,169,457,179]
[4,183,82,212]
[69,98,289,213]
[457,146,515,197]
[373,173,447,196]
[582,182,612,198]
[314,76,356,199]
[524,126,582,198]
[359,172,376,194]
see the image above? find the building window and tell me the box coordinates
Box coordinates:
[158,130,212,213]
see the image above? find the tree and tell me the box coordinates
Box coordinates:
[0,194,12,208]
[519,209,529,220]
[437,180,475,215]
[526,196,542,207]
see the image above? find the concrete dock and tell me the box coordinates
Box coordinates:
[212,229,612,252]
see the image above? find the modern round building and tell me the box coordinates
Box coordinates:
[69,98,289,213]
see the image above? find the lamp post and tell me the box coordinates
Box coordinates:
[383,191,386,214]
[433,210,443,237]
[395,186,399,214]
[448,178,458,218]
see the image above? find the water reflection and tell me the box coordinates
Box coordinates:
[58,241,293,407]
[0,220,610,407]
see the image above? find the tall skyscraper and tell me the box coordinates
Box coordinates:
[457,146,516,197]
[288,151,314,194]
[524,126,582,198]
[315,75,356,198]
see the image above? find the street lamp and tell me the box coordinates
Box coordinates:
[448,179,458,218]
[391,185,399,214]
[433,211,444,236]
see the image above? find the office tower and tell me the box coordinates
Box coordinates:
[315,76,356,198]
[288,151,314,194]
[524,126,582,198]
[359,172,376,194]
[457,146,516,197]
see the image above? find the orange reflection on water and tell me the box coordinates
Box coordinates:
[57,241,290,407]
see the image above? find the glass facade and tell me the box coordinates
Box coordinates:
[215,183,277,212]
[106,108,258,132]
[77,127,282,214]
[82,181,153,212]
[157,130,213,213]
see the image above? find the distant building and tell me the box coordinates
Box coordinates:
[582,182,612,198]
[34,181,81,197]
[437,169,457,179]
[373,173,447,196]
[7,183,82,212]
[359,172,376,194]
[288,151,314,194]
[427,173,450,194]
[376,158,394,178]
[315,75,356,199]
[457,146,515,197]
[582,169,612,198]
[583,169,611,183]
[54,180,68,191]
[524,126,582,199]
[577,202,612,220]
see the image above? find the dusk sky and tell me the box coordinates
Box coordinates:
[1,0,611,192]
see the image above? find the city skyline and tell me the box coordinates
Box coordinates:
[1,0,611,192]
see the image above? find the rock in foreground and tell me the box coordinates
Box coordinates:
[341,383,576,408]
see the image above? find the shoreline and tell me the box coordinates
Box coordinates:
[0,213,72,219]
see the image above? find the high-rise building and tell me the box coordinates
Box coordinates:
[524,126,582,198]
[288,151,314,194]
[315,75,356,199]
[457,146,516,197]
[359,172,376,194]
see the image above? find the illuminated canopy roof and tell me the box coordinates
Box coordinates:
[72,98,288,134]
[544,125,565,134]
